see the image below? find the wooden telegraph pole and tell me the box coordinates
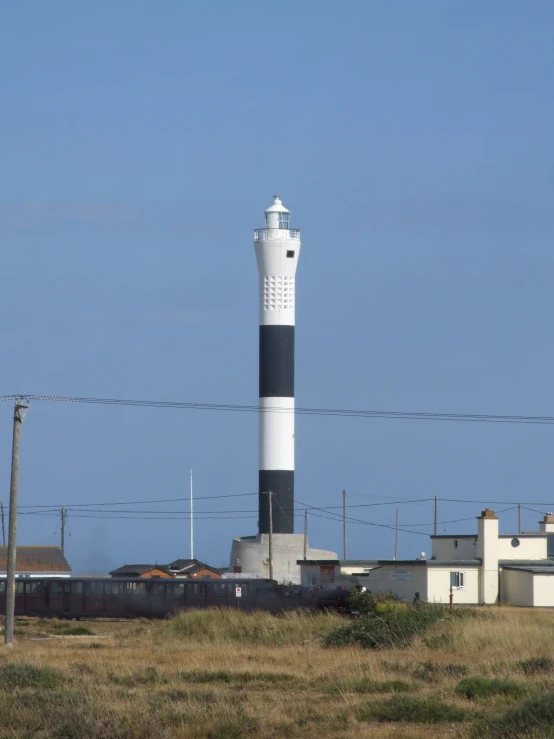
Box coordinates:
[5,400,29,647]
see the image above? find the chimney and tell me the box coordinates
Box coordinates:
[539,513,554,533]
[476,509,499,605]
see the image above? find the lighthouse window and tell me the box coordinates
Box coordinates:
[286,250,295,258]
[278,213,290,229]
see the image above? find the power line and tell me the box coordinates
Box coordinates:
[16,492,258,509]
[3,393,554,426]
[296,499,430,537]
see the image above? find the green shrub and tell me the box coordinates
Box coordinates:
[455,676,525,700]
[356,694,470,723]
[324,602,446,649]
[474,692,554,738]
[0,664,65,689]
[346,589,402,616]
[518,657,554,675]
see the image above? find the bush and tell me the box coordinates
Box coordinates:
[324,602,446,650]
[0,664,65,689]
[518,657,554,675]
[474,692,554,738]
[356,695,470,723]
[346,589,403,616]
[455,676,525,700]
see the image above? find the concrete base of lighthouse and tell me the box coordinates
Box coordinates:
[229,534,337,584]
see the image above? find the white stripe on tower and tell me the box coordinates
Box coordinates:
[254,196,301,534]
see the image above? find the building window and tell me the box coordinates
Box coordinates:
[454,540,458,549]
[450,571,465,589]
[286,250,295,258]
[278,213,290,229]
[511,537,520,548]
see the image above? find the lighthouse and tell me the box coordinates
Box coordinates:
[228,196,336,582]
[255,196,300,534]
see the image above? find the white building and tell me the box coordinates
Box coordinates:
[298,510,554,607]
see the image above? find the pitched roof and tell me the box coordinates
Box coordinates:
[109,564,171,576]
[169,559,221,574]
[0,546,71,573]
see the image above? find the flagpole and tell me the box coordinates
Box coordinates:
[190,468,194,560]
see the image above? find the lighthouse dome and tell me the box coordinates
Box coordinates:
[265,195,290,229]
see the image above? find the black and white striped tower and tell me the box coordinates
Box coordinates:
[254,196,301,535]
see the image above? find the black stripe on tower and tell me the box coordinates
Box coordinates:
[258,471,294,534]
[259,325,294,398]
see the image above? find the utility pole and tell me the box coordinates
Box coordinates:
[5,400,29,648]
[434,496,438,536]
[60,508,67,556]
[394,509,399,560]
[518,504,522,535]
[1,503,5,546]
[267,491,273,581]
[343,489,347,560]
[303,510,308,560]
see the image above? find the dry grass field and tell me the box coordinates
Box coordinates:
[0,606,554,738]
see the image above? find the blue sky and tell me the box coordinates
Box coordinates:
[1,1,554,573]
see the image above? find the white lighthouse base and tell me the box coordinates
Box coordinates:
[228,534,337,585]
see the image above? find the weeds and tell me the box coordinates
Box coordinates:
[111,667,165,686]
[356,694,471,723]
[0,664,65,689]
[180,670,297,686]
[0,607,553,738]
[474,692,554,738]
[413,660,468,681]
[517,656,554,675]
[166,608,342,646]
[455,676,525,700]
[53,626,96,636]
[323,678,418,694]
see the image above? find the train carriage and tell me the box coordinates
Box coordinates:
[0,577,296,619]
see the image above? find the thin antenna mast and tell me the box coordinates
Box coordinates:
[190,468,194,560]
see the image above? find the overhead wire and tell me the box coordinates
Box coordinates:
[2,393,554,426]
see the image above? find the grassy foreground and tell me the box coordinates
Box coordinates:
[1,607,554,737]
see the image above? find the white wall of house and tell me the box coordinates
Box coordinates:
[530,574,554,607]
[497,536,547,561]
[427,567,480,604]
[501,569,534,606]
[431,538,477,561]
[363,565,428,601]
